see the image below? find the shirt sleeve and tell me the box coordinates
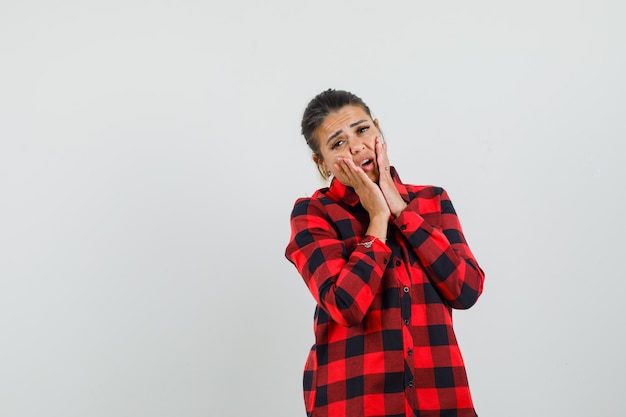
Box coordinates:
[393,188,485,309]
[285,197,392,327]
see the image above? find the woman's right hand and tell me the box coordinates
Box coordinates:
[334,158,391,221]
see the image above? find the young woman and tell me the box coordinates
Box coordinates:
[285,89,485,417]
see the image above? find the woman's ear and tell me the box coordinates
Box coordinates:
[313,154,330,178]
[374,118,380,128]
[312,154,322,170]
[312,154,324,171]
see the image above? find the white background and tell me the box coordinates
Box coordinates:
[1,1,624,416]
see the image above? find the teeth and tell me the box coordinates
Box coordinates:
[361,159,370,166]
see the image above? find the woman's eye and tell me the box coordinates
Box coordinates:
[357,126,369,134]
[331,140,345,150]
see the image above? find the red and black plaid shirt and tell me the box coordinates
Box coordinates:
[285,168,485,417]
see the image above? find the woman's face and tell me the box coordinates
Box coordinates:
[314,105,382,183]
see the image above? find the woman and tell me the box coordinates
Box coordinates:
[285,89,485,417]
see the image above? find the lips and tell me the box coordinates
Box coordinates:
[358,156,375,171]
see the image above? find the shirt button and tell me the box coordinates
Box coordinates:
[404,319,410,325]
[408,380,414,387]
[403,287,409,293]
[395,260,401,267]
[408,349,413,356]
[383,258,388,265]
[401,225,407,230]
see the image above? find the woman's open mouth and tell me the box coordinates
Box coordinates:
[360,158,374,170]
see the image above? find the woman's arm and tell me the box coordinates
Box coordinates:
[394,188,485,309]
[285,197,392,327]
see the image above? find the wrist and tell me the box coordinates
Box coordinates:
[370,212,390,225]
[366,215,388,242]
[358,236,386,248]
[392,204,407,218]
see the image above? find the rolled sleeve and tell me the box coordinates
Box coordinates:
[393,188,484,309]
[286,198,392,326]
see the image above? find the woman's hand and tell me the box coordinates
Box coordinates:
[334,158,389,243]
[334,157,390,220]
[375,138,407,217]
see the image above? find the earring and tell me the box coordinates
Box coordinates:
[327,171,332,178]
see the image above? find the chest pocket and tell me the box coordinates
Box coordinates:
[324,200,369,250]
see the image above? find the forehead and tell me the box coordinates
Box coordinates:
[317,105,371,136]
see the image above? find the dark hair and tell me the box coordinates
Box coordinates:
[301,89,373,170]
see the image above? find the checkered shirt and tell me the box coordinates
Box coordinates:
[285,168,485,417]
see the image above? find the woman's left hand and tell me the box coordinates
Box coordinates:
[376,137,407,217]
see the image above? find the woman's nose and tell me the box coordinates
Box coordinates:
[349,139,365,154]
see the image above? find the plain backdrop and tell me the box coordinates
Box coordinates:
[1,1,624,416]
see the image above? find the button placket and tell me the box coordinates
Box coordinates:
[401,288,411,327]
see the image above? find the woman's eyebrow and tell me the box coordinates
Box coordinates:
[326,120,368,144]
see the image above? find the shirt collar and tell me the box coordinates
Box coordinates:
[325,166,410,206]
